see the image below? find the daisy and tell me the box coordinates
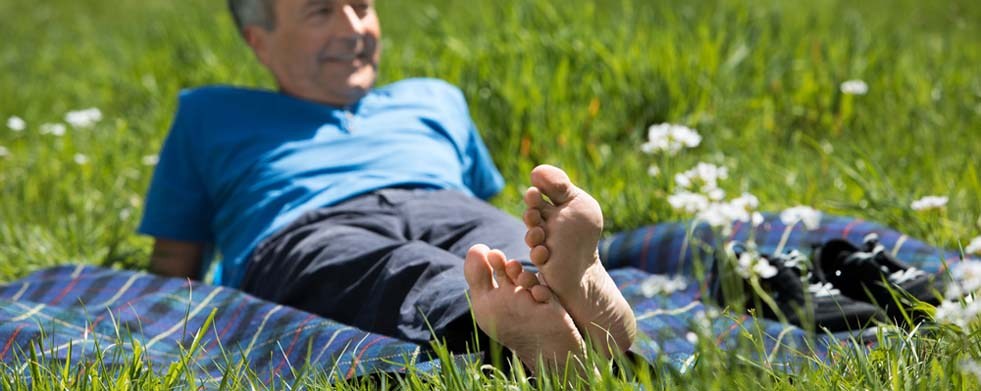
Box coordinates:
[946,261,981,299]
[911,195,948,211]
[65,108,103,129]
[780,206,822,230]
[641,123,702,156]
[6,116,25,132]
[840,80,869,95]
[668,192,710,214]
[40,123,67,136]
[675,162,728,196]
[639,274,689,297]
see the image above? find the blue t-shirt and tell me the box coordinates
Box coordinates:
[138,78,505,287]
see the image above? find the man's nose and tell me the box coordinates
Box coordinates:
[333,5,365,36]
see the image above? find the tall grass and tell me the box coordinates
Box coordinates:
[1,0,979,388]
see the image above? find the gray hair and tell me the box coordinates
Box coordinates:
[227,0,277,32]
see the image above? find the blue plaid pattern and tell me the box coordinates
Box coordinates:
[0,213,963,382]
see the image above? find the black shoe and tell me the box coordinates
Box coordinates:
[815,234,941,324]
[711,242,885,332]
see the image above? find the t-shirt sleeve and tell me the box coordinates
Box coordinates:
[137,94,214,243]
[454,90,505,200]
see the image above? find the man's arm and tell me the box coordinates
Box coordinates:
[149,238,207,280]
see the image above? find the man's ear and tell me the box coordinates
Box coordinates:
[243,26,272,68]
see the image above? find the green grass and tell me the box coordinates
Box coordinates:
[1,0,979,388]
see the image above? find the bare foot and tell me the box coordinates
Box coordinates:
[523,165,637,356]
[464,244,587,373]
[504,259,551,303]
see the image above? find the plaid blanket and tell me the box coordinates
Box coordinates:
[0,213,962,383]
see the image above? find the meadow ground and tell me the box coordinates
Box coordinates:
[0,0,979,388]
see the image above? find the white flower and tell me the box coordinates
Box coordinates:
[728,193,764,226]
[685,332,699,344]
[639,274,689,297]
[0,146,9,158]
[675,162,729,196]
[40,123,67,136]
[707,188,726,201]
[911,195,948,211]
[735,251,778,279]
[966,237,981,256]
[6,116,26,132]
[668,192,710,214]
[65,108,103,129]
[730,192,759,211]
[934,296,981,329]
[693,309,718,330]
[780,206,822,230]
[946,261,981,299]
[647,165,660,177]
[696,202,755,235]
[641,123,702,156]
[142,154,160,166]
[840,80,869,95]
[73,154,89,165]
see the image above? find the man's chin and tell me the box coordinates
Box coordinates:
[347,66,377,90]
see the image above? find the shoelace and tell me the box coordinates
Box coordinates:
[769,249,844,297]
[807,281,841,297]
[862,233,926,284]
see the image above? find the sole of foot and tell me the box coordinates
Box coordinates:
[463,244,586,374]
[522,165,636,356]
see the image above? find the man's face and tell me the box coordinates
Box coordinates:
[246,0,381,106]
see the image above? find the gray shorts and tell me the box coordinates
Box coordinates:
[241,188,530,348]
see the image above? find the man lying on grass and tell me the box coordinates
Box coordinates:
[139,0,636,373]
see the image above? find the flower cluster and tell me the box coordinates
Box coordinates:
[639,274,689,297]
[10,108,104,137]
[934,260,981,329]
[641,123,701,156]
[665,162,764,235]
[40,123,67,136]
[675,162,728,200]
[911,195,949,211]
[0,146,9,158]
[779,206,822,231]
[65,108,103,129]
[840,80,869,95]
[696,193,764,231]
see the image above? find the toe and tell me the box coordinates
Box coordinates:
[525,226,545,247]
[524,186,548,208]
[529,285,553,303]
[505,259,523,283]
[530,245,550,266]
[523,209,543,228]
[487,249,513,287]
[516,270,540,290]
[530,165,577,205]
[464,244,494,292]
